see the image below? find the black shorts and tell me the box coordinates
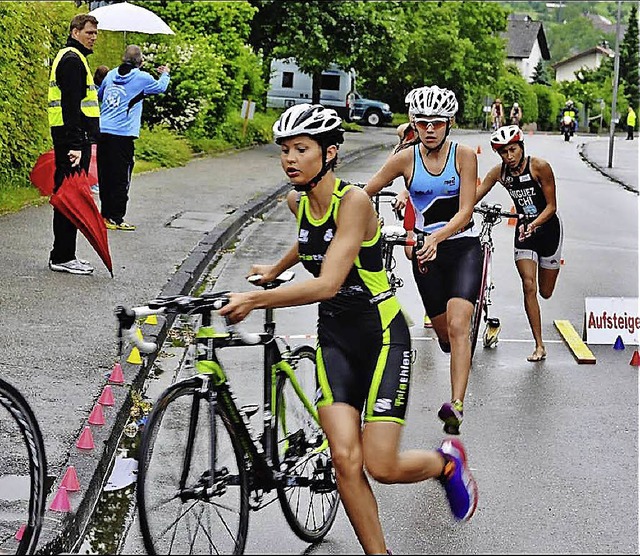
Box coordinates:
[316,309,412,424]
[412,235,483,317]
[514,214,563,269]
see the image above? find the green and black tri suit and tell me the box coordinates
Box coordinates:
[297,178,412,424]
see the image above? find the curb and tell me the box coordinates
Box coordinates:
[36,139,392,554]
[578,141,638,195]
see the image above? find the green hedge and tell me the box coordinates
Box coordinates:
[0,2,76,190]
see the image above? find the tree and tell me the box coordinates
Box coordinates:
[531,59,551,85]
[619,4,639,107]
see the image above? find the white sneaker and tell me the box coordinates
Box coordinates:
[49,259,94,275]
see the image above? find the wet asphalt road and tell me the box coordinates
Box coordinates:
[116,131,638,554]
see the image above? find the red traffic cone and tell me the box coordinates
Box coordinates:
[613,335,625,350]
[108,362,125,385]
[76,426,95,450]
[476,145,482,154]
[88,403,105,425]
[49,486,71,512]
[630,350,640,366]
[507,205,517,226]
[98,385,115,406]
[61,465,81,492]
[15,523,26,541]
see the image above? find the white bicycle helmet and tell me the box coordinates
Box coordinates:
[408,86,458,118]
[404,89,416,106]
[490,125,524,151]
[273,103,343,143]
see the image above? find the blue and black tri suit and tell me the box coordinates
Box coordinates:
[297,178,412,424]
[406,142,483,318]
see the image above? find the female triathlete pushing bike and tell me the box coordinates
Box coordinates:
[220,103,477,554]
[365,86,482,437]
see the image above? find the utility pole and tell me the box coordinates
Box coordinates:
[608,0,622,168]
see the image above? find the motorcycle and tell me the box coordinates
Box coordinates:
[560,115,574,142]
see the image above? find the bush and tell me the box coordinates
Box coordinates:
[532,84,565,131]
[495,71,538,125]
[135,126,192,168]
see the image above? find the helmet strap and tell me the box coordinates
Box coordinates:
[292,144,332,192]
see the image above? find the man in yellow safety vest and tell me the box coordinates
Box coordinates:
[47,13,100,275]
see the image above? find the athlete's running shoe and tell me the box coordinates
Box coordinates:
[438,399,463,435]
[423,314,433,328]
[437,438,478,521]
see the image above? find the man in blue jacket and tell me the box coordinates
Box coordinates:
[97,45,170,231]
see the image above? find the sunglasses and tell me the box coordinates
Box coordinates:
[414,118,449,130]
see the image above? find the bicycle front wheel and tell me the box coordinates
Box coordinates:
[137,376,249,555]
[273,345,339,543]
[470,245,491,361]
[0,378,47,556]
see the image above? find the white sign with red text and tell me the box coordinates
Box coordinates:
[584,297,640,345]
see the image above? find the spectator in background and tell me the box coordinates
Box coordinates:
[626,106,636,140]
[97,45,170,231]
[509,102,522,126]
[47,13,100,275]
[490,97,504,130]
[93,65,109,87]
[90,65,109,195]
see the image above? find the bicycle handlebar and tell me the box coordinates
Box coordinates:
[473,202,517,220]
[115,272,299,355]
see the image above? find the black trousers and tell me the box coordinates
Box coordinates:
[627,125,634,140]
[50,142,91,264]
[97,133,135,224]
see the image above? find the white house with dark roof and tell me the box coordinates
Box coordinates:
[504,15,551,82]
[551,44,615,82]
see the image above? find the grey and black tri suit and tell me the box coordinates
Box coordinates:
[297,179,412,424]
[499,156,563,269]
[406,142,483,318]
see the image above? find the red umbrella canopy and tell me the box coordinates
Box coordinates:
[30,146,98,197]
[49,171,113,276]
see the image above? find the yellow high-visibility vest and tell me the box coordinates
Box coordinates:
[627,109,636,127]
[48,47,99,127]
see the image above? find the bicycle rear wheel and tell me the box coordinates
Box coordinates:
[470,245,491,361]
[273,345,339,543]
[0,378,47,555]
[137,376,249,555]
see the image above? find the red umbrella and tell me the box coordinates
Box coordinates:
[30,146,98,197]
[49,170,113,276]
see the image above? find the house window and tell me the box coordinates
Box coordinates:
[281,71,294,88]
[321,74,341,91]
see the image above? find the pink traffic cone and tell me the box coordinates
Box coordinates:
[49,486,71,512]
[98,385,115,406]
[88,403,105,425]
[15,523,26,541]
[76,426,95,450]
[61,466,81,492]
[108,362,124,385]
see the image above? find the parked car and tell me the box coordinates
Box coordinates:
[349,91,393,126]
[266,58,393,126]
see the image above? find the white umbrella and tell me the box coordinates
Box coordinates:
[89,1,175,35]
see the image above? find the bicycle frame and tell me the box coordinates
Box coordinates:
[470,203,515,357]
[192,305,322,496]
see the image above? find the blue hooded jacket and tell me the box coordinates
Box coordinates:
[98,64,169,137]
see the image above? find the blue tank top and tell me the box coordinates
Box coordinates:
[407,142,475,239]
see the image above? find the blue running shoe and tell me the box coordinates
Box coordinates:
[437,438,478,521]
[438,399,463,435]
